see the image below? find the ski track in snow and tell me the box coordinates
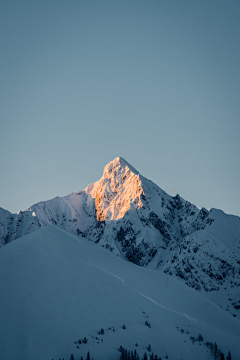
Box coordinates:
[88,262,148,316]
[88,262,201,324]
[88,263,125,285]
[137,292,200,324]
[0,264,42,280]
[0,233,224,328]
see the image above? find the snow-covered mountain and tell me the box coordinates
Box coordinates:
[0,157,239,318]
[0,225,239,360]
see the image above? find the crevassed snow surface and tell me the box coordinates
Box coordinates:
[0,225,239,360]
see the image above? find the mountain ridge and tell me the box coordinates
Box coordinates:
[0,157,239,319]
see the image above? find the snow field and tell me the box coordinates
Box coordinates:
[0,225,239,360]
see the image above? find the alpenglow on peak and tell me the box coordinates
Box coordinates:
[85,157,145,221]
[103,157,140,177]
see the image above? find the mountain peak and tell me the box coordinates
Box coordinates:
[85,157,144,221]
[103,157,139,177]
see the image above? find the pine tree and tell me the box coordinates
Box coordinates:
[134,349,138,360]
[70,355,74,360]
[220,353,225,360]
[147,344,151,352]
[226,351,231,360]
[143,353,148,360]
[213,343,218,360]
[86,351,90,360]
[120,349,125,360]
[80,357,83,360]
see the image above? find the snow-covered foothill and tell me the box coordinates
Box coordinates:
[0,225,239,360]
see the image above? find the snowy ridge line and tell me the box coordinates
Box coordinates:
[0,157,240,319]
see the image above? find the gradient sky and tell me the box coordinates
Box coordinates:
[1,0,239,216]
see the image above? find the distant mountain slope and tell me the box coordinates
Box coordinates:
[0,206,42,246]
[0,157,239,317]
[0,225,239,360]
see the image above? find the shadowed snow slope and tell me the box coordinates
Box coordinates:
[0,225,239,360]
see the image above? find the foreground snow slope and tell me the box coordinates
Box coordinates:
[0,225,239,360]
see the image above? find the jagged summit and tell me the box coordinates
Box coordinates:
[103,157,140,177]
[85,157,145,221]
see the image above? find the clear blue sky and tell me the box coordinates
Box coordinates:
[1,0,239,216]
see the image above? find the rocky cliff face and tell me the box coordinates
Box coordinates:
[84,158,216,268]
[0,157,239,317]
[0,207,41,246]
[85,158,145,221]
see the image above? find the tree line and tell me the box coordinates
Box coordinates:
[51,343,233,360]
